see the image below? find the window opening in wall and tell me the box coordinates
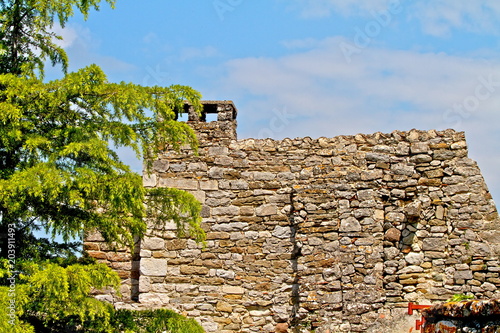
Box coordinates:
[176,112,189,122]
[205,113,218,122]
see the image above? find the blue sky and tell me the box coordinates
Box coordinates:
[53,0,500,203]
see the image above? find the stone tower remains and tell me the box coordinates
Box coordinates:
[86,101,500,333]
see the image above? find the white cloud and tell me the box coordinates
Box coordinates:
[215,37,500,201]
[288,0,500,36]
[50,23,79,48]
[287,0,392,18]
[60,24,137,80]
[411,1,500,36]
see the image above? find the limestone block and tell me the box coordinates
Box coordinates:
[140,258,167,276]
[230,179,249,189]
[272,225,292,239]
[138,292,169,305]
[187,191,205,204]
[143,173,157,187]
[208,167,225,178]
[253,171,276,181]
[215,269,235,279]
[169,163,186,172]
[340,217,361,232]
[410,142,429,154]
[187,162,207,171]
[180,265,209,275]
[212,205,239,216]
[410,154,432,163]
[256,204,277,216]
[385,228,401,242]
[86,230,105,242]
[222,285,245,295]
[139,276,151,293]
[143,237,165,250]
[454,270,473,280]
[216,301,233,313]
[434,150,456,160]
[422,238,446,251]
[275,323,289,333]
[391,163,415,176]
[152,159,169,172]
[208,146,229,156]
[404,201,422,217]
[405,252,424,265]
[470,241,491,257]
[200,180,219,190]
[159,178,198,190]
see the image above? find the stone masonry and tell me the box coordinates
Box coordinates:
[85,101,500,333]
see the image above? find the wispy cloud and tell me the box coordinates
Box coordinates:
[216,37,500,199]
[50,23,79,48]
[288,0,500,36]
[60,24,137,80]
[287,0,391,18]
[411,1,500,36]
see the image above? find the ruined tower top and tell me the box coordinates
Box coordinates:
[182,100,238,144]
[183,100,237,122]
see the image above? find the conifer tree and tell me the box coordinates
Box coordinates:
[0,0,205,260]
[0,1,206,330]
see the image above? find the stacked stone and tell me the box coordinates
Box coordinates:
[84,230,140,301]
[85,102,500,333]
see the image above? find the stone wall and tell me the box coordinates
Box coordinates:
[85,101,500,333]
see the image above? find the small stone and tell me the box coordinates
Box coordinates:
[385,228,401,242]
[256,204,277,216]
[276,323,289,332]
[405,252,424,265]
[216,301,233,313]
[340,217,361,232]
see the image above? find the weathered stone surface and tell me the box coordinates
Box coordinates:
[140,258,167,276]
[158,178,198,190]
[340,217,361,232]
[85,102,500,333]
[272,225,292,239]
[256,204,277,216]
[422,238,446,251]
[385,228,401,242]
[143,237,165,250]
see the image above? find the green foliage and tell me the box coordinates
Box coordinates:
[447,293,475,302]
[146,187,205,244]
[0,259,120,332]
[0,259,205,332]
[0,64,204,256]
[0,1,207,332]
[109,309,205,333]
[0,0,115,77]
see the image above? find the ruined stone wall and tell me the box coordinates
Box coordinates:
[86,101,500,333]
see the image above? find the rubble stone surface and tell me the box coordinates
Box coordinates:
[85,101,500,333]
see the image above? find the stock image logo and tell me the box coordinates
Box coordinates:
[213,0,244,21]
